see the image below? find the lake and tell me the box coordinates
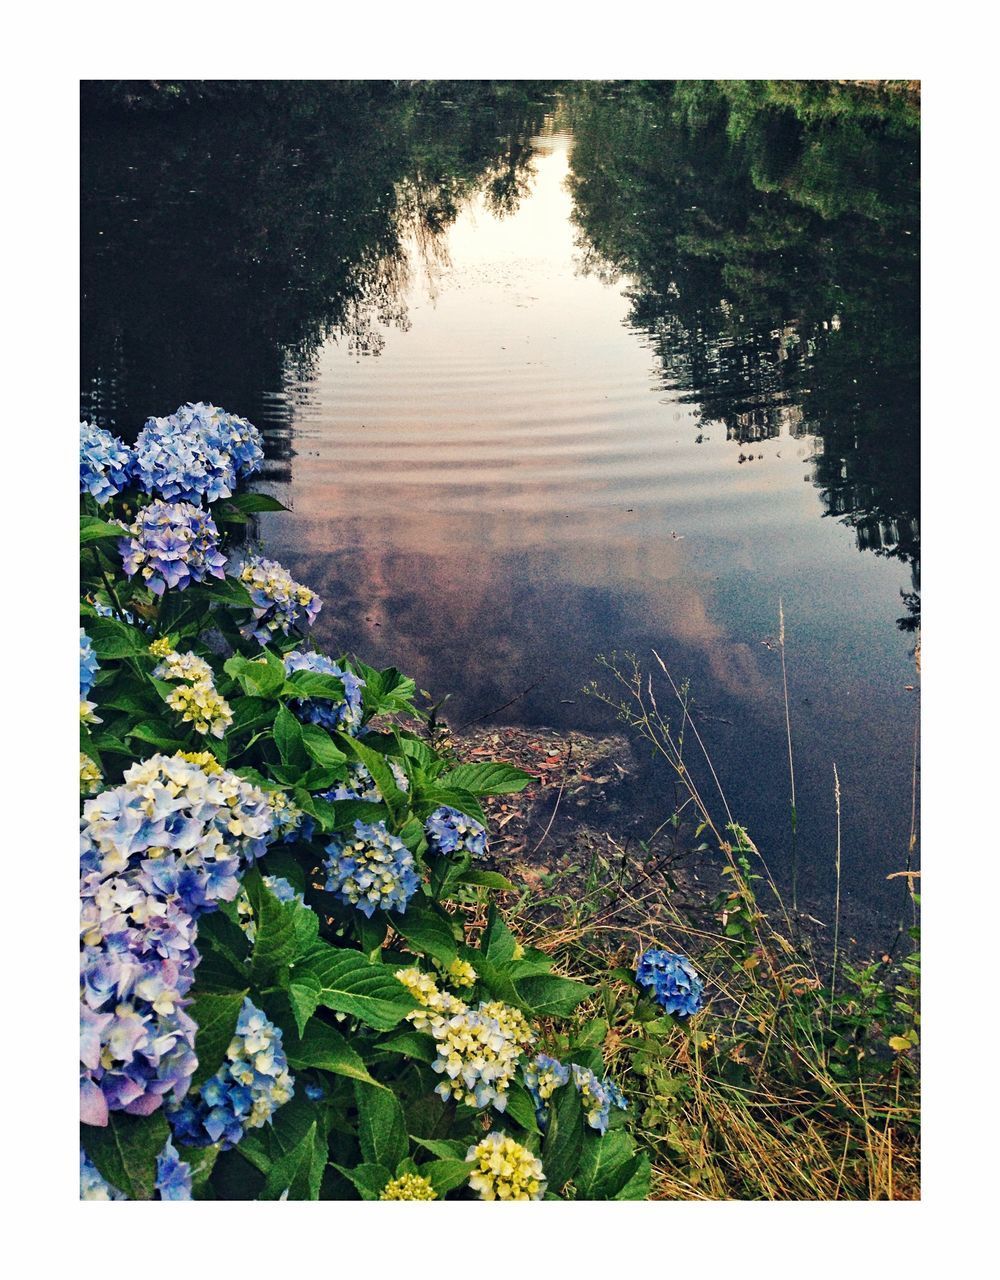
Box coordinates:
[80,81,920,943]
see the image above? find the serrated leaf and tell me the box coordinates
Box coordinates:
[542,1082,584,1192]
[340,735,407,820]
[330,1161,391,1200]
[284,1020,384,1087]
[189,989,248,1088]
[437,762,534,795]
[391,902,458,965]
[503,1079,542,1135]
[412,1136,468,1160]
[81,514,125,545]
[423,1158,471,1196]
[244,867,319,985]
[289,942,417,1031]
[86,615,148,658]
[274,704,308,769]
[257,1122,317,1200]
[80,1110,170,1200]
[515,973,591,1017]
[574,1129,638,1200]
[300,722,347,769]
[356,1080,408,1170]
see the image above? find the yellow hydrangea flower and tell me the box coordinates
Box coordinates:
[466,1132,546,1201]
[380,1173,438,1201]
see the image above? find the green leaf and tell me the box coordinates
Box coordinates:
[574,1129,639,1200]
[249,871,319,985]
[224,651,286,699]
[515,973,591,1018]
[258,1122,317,1200]
[284,1020,385,1087]
[542,1082,584,1192]
[416,784,486,825]
[189,989,248,1088]
[80,1110,170,1200]
[86,615,149,658]
[81,514,124,545]
[355,1080,408,1170]
[504,1079,542,1135]
[423,1158,471,1196]
[330,1162,391,1200]
[613,1153,652,1200]
[289,942,417,1032]
[412,1137,468,1160]
[391,902,458,965]
[228,492,289,514]
[285,670,347,701]
[482,904,518,965]
[453,869,517,892]
[213,575,256,609]
[300,722,347,769]
[340,735,407,819]
[273,704,308,770]
[437,762,534,795]
[193,911,250,991]
[376,1030,437,1065]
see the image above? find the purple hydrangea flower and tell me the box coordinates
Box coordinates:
[236,555,322,645]
[635,948,705,1017]
[118,500,227,595]
[80,421,133,504]
[79,1142,192,1200]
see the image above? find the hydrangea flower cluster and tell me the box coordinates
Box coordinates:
[425,805,488,859]
[80,752,102,796]
[267,789,312,843]
[80,1143,193,1202]
[434,957,478,990]
[119,500,227,594]
[79,872,200,1125]
[283,650,365,734]
[174,401,264,482]
[168,998,294,1149]
[522,1053,571,1120]
[80,421,133,504]
[80,752,274,901]
[80,754,275,1125]
[571,1064,628,1135]
[322,759,409,804]
[379,1173,438,1201]
[466,1133,546,1201]
[133,403,263,504]
[152,644,233,738]
[237,555,321,645]
[523,1053,628,1135]
[80,629,100,697]
[395,967,469,1032]
[323,819,420,917]
[430,1007,522,1111]
[236,875,305,943]
[478,1000,536,1050]
[635,948,705,1017]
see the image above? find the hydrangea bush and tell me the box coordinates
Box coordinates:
[79,403,661,1201]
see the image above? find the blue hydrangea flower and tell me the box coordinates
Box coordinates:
[133,403,262,504]
[283,650,365,734]
[167,999,294,1150]
[523,1052,571,1126]
[80,1142,193,1200]
[320,760,409,804]
[237,555,322,645]
[79,1149,127,1200]
[571,1063,628,1135]
[304,1082,325,1102]
[425,806,488,859]
[118,499,227,595]
[80,421,133,504]
[323,819,419,917]
[80,629,99,698]
[174,401,264,481]
[80,753,275,905]
[635,948,705,1017]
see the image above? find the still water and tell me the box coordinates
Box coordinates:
[81,82,920,940]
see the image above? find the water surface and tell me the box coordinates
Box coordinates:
[81,82,920,940]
